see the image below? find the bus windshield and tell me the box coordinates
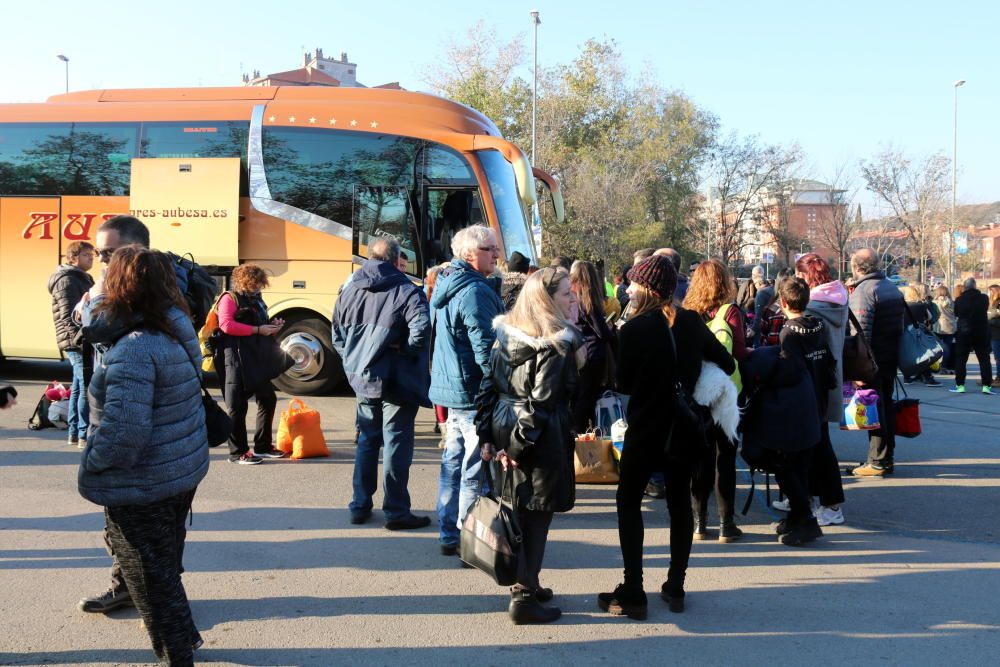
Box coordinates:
[478,149,535,263]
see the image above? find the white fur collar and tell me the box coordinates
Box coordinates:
[493,315,576,348]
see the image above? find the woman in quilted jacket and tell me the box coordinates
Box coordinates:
[78,246,208,666]
[477,266,582,625]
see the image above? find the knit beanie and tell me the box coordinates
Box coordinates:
[508,251,530,274]
[627,255,677,300]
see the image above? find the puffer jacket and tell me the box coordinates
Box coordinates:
[429,259,505,410]
[332,259,431,407]
[47,265,94,351]
[79,307,208,507]
[848,272,904,371]
[933,296,957,335]
[475,317,580,513]
[806,281,849,422]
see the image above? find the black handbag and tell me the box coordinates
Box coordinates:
[664,321,712,453]
[459,465,522,586]
[843,309,879,383]
[179,343,233,448]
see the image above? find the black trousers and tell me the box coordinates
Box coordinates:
[809,423,845,506]
[865,370,897,466]
[691,429,736,522]
[104,489,198,667]
[773,448,813,526]
[515,509,554,590]
[222,379,277,457]
[616,441,694,590]
[954,333,993,388]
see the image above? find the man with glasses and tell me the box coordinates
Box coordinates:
[430,225,505,556]
[48,241,96,448]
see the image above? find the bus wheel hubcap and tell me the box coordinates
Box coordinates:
[280,332,324,382]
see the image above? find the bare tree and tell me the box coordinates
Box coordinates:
[812,162,862,277]
[860,147,951,284]
[701,133,800,266]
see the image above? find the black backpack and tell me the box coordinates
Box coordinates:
[169,252,218,331]
[28,394,57,430]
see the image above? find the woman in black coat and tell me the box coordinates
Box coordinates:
[478,266,582,625]
[598,256,734,620]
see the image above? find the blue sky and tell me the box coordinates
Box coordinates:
[1,0,996,209]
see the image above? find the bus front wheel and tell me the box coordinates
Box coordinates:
[272,316,344,396]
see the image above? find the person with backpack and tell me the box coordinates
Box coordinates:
[78,246,208,664]
[682,259,750,543]
[214,264,288,464]
[75,214,214,616]
[48,240,95,448]
[598,255,735,619]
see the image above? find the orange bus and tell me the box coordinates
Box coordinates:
[0,86,561,394]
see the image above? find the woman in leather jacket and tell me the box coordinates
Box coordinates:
[477,266,582,625]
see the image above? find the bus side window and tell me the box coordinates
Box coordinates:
[424,189,484,268]
[354,185,420,276]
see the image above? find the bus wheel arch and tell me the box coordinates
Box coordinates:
[271,309,344,396]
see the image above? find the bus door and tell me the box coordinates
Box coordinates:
[352,185,422,278]
[0,196,61,358]
[421,187,486,269]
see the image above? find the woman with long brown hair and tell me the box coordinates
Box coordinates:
[215,263,287,464]
[682,259,749,543]
[598,255,734,619]
[79,246,208,664]
[569,260,616,433]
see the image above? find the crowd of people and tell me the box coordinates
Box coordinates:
[7,213,995,663]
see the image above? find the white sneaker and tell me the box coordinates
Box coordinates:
[814,505,845,526]
[771,498,790,512]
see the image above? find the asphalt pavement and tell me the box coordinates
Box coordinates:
[1,359,998,666]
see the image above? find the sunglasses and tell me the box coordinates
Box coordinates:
[97,248,116,261]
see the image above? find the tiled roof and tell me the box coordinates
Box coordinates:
[258,67,341,86]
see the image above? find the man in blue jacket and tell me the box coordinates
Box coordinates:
[431,225,505,555]
[333,237,432,530]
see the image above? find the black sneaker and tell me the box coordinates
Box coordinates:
[779,518,823,546]
[255,449,287,459]
[597,583,648,620]
[350,510,372,525]
[719,519,743,543]
[385,514,431,531]
[693,514,710,541]
[660,582,685,613]
[509,587,561,624]
[229,452,263,465]
[78,587,133,613]
[440,543,459,556]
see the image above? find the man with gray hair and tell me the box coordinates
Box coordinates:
[332,236,433,529]
[430,225,505,555]
[951,277,994,394]
[848,248,905,477]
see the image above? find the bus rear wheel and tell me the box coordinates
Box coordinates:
[272,315,344,396]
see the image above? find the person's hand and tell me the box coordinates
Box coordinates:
[496,450,518,470]
[854,380,866,388]
[480,442,496,461]
[258,324,281,336]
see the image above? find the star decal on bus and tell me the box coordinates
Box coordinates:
[268,116,276,122]
[350,120,358,127]
[329,118,337,125]
[289,116,296,123]
[308,117,316,124]
[371,121,379,128]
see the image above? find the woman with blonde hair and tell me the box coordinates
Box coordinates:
[215,263,288,464]
[477,267,581,624]
[682,259,750,543]
[569,260,616,433]
[598,255,734,619]
[933,285,958,374]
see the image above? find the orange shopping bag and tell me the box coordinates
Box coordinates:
[277,399,329,459]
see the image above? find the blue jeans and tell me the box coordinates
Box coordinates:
[436,408,483,546]
[349,398,418,522]
[65,351,89,440]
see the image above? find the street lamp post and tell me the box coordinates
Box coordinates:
[949,79,965,289]
[57,54,69,94]
[529,10,540,166]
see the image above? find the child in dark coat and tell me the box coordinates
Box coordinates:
[742,277,834,546]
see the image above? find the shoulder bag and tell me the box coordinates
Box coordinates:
[842,308,879,383]
[177,338,233,448]
[898,304,944,378]
[664,319,712,454]
[459,464,522,586]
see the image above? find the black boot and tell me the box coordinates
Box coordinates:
[78,586,133,614]
[660,581,685,613]
[779,517,823,546]
[693,513,709,541]
[719,517,743,543]
[509,587,561,624]
[597,582,648,620]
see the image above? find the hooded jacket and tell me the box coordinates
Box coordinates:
[428,259,505,410]
[848,271,904,371]
[475,317,579,513]
[806,280,849,422]
[332,259,431,407]
[78,307,208,507]
[47,265,94,351]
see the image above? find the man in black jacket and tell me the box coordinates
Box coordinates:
[950,278,994,394]
[847,249,904,477]
[47,241,95,448]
